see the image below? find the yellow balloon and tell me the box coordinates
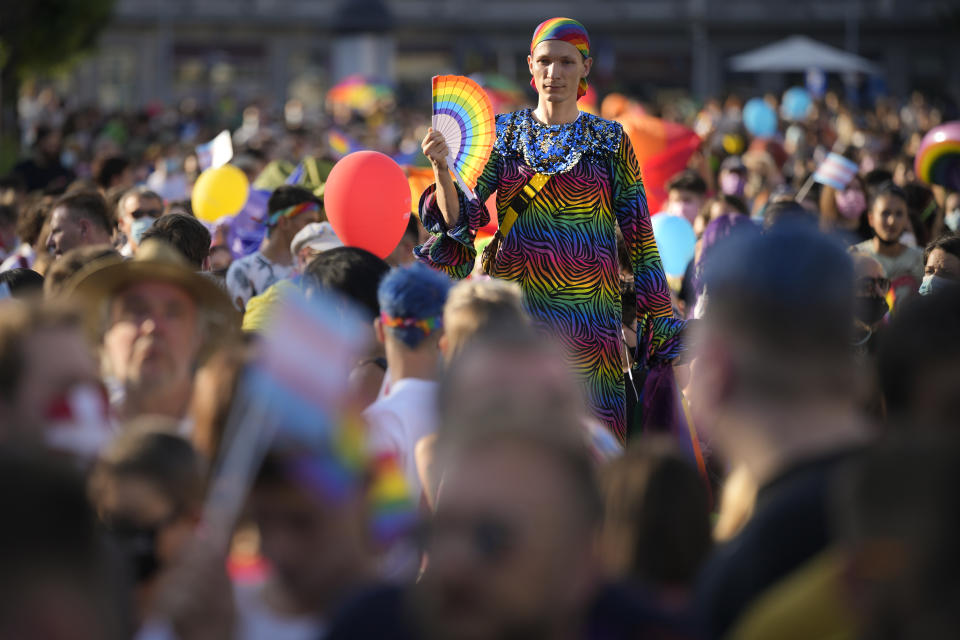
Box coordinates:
[192,165,250,222]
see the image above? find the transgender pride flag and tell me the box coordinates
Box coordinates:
[813,152,860,190]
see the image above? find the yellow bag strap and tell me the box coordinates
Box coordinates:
[498,173,550,238]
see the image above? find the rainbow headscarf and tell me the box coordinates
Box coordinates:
[529,17,591,99]
[265,201,320,228]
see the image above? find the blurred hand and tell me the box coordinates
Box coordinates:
[150,537,235,640]
[422,129,450,172]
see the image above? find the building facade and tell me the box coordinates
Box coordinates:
[62,0,958,110]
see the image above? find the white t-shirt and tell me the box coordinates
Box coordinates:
[362,378,438,500]
[233,583,325,640]
[226,251,294,311]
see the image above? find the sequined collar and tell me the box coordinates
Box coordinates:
[494,109,622,175]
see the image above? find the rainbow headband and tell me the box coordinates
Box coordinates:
[379,311,442,337]
[266,201,320,227]
[530,17,591,98]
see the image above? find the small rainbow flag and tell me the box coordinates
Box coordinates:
[328,129,360,159]
[248,289,416,542]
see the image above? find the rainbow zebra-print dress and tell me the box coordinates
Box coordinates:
[416,109,686,441]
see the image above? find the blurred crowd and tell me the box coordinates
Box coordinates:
[0,79,959,640]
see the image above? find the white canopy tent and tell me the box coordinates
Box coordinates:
[728,35,882,75]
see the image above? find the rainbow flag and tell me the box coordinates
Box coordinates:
[246,289,416,541]
[327,129,360,159]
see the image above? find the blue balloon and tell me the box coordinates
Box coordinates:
[743,98,778,138]
[651,213,697,278]
[782,87,812,121]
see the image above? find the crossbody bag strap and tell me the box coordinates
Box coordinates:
[498,172,551,238]
[480,172,551,276]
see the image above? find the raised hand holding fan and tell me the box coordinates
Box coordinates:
[431,75,495,201]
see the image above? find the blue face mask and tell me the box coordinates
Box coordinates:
[130,217,156,246]
[919,274,957,296]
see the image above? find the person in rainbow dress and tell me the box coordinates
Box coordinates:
[418,17,686,441]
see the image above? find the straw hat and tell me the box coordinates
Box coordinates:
[68,239,240,346]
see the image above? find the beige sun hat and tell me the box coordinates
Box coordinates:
[67,239,240,350]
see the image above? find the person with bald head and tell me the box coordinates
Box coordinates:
[416,17,686,443]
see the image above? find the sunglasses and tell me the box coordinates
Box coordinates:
[856,276,891,295]
[130,208,163,220]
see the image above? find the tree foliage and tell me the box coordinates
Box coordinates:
[0,0,116,78]
[0,0,117,170]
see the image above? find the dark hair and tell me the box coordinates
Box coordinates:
[871,181,908,209]
[719,194,750,216]
[0,173,25,194]
[878,289,960,428]
[265,186,321,236]
[763,200,814,229]
[53,190,114,234]
[0,448,113,629]
[303,247,390,320]
[600,438,712,587]
[0,204,16,227]
[863,169,894,195]
[33,125,56,147]
[615,226,632,275]
[140,213,211,269]
[17,195,54,246]
[0,269,44,298]
[923,234,960,267]
[267,185,319,215]
[904,182,937,247]
[93,423,205,514]
[117,186,162,219]
[43,245,121,297]
[94,156,131,190]
[166,199,193,217]
[403,214,421,241]
[620,278,637,327]
[666,170,708,197]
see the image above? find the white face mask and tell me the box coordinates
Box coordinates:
[945,209,960,232]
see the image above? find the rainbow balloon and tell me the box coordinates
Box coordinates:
[915,121,960,192]
[431,75,495,200]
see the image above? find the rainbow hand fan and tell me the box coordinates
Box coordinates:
[431,75,495,201]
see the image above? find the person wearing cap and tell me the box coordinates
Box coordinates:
[418,17,685,442]
[70,239,240,423]
[290,221,343,273]
[226,185,321,313]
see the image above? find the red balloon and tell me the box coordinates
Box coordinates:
[324,151,412,259]
[481,192,498,236]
